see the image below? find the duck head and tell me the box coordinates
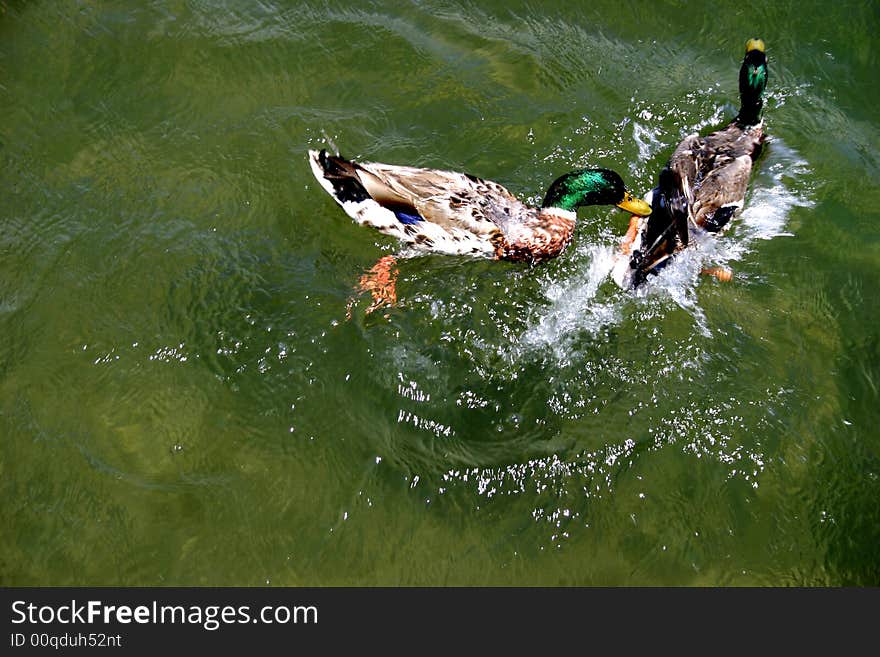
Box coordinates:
[541,168,652,215]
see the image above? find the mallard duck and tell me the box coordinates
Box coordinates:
[308,149,651,264]
[612,38,769,288]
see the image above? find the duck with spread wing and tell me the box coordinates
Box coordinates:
[612,38,769,288]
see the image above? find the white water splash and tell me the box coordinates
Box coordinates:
[517,243,620,360]
[630,120,664,174]
[737,142,813,239]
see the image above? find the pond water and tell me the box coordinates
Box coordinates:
[2,0,878,585]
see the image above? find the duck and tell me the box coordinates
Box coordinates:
[308,149,651,264]
[309,148,651,314]
[612,38,769,289]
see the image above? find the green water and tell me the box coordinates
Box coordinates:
[2,0,878,586]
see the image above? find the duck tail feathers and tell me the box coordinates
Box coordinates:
[308,149,372,205]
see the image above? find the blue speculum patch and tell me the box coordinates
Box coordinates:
[394,210,423,225]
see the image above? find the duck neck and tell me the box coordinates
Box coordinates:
[737,49,768,126]
[737,93,763,126]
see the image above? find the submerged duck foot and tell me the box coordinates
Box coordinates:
[346,255,399,319]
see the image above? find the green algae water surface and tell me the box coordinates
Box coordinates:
[1,0,878,585]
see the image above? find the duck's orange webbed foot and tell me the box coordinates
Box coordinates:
[619,215,641,255]
[700,266,733,282]
[346,255,399,319]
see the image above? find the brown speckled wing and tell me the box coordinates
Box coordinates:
[688,122,764,224]
[691,155,754,224]
[356,161,528,236]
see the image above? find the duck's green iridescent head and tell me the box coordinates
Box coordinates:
[738,38,768,125]
[541,168,651,215]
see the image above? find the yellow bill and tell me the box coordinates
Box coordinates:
[616,192,652,216]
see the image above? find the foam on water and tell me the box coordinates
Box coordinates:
[517,243,620,361]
